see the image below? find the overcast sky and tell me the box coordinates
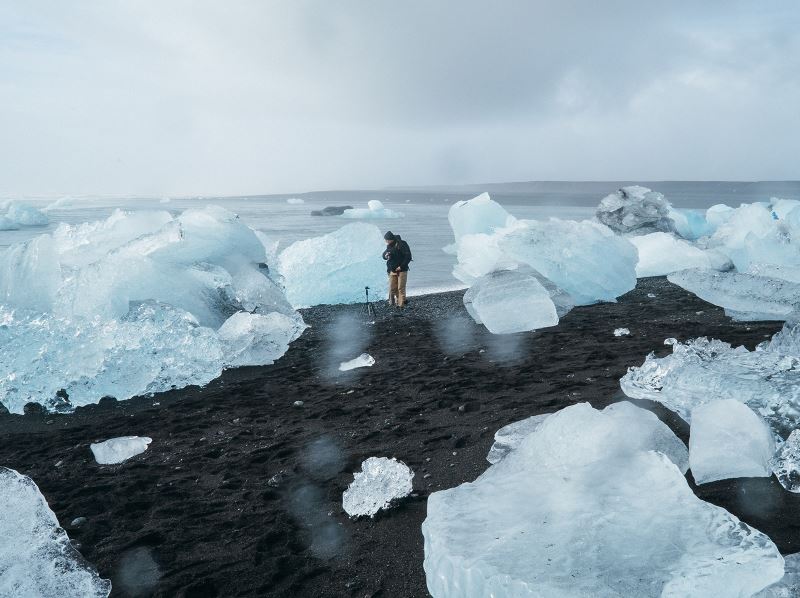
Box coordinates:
[2,1,799,196]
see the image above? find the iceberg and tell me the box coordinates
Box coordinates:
[278,222,388,307]
[0,206,306,414]
[689,400,775,484]
[0,467,111,597]
[286,197,305,204]
[339,353,375,372]
[462,270,560,334]
[595,185,675,235]
[668,268,800,321]
[620,324,800,440]
[756,553,800,597]
[341,200,403,219]
[90,436,152,465]
[0,201,49,228]
[342,457,414,518]
[632,232,731,277]
[486,413,551,464]
[447,192,516,247]
[423,402,781,598]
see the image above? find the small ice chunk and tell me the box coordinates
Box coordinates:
[614,327,630,337]
[341,200,403,219]
[0,467,111,597]
[689,399,775,485]
[771,430,800,493]
[669,268,800,321]
[286,197,305,204]
[631,232,730,277]
[339,353,375,371]
[90,436,152,465]
[755,553,800,597]
[342,457,414,517]
[595,185,675,235]
[463,270,559,334]
[486,413,551,464]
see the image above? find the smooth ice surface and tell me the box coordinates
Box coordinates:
[621,324,800,439]
[447,193,516,247]
[0,206,305,413]
[342,457,414,517]
[596,186,675,235]
[632,232,730,277]
[486,413,551,464]
[669,268,800,321]
[339,353,375,372]
[614,327,630,337]
[756,553,800,597]
[91,436,152,465]
[771,430,800,493]
[341,200,403,219]
[0,467,111,597]
[463,270,559,334]
[278,222,388,307]
[689,400,775,484]
[423,402,779,598]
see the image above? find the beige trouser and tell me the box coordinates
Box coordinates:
[388,271,408,306]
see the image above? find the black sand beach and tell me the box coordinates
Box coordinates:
[0,277,795,597]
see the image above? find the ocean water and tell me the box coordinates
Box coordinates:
[3,181,799,294]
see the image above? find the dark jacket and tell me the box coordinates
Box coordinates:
[382,236,412,273]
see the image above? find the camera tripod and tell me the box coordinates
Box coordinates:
[361,285,376,318]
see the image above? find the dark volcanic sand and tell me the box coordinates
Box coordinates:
[1,277,797,597]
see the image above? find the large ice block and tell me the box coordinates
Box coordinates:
[668,207,715,240]
[447,192,516,246]
[341,199,403,219]
[689,399,775,484]
[0,467,111,597]
[217,311,306,367]
[756,553,800,597]
[342,457,414,517]
[278,222,388,307]
[632,232,730,277]
[668,268,800,321]
[3,201,49,227]
[423,402,782,598]
[486,413,551,464]
[462,270,559,334]
[595,185,675,235]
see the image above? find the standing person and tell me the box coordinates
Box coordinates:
[382,231,412,307]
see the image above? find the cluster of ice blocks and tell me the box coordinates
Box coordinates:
[0,206,307,413]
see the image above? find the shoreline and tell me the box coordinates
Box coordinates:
[0,278,795,597]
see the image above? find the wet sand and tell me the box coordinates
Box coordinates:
[0,277,795,597]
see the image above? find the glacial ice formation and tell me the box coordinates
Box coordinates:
[632,232,730,277]
[756,553,800,597]
[668,207,715,240]
[0,467,111,597]
[620,324,800,440]
[341,200,403,219]
[0,206,306,414]
[771,430,800,493]
[342,457,414,517]
[91,436,152,465]
[0,201,49,230]
[447,193,516,248]
[278,222,388,307]
[462,270,559,334]
[339,353,375,372]
[423,402,780,598]
[595,186,676,235]
[486,414,552,464]
[689,400,775,484]
[668,268,800,321]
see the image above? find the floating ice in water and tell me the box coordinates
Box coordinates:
[341,199,403,219]
[669,268,800,321]
[342,457,414,517]
[486,413,551,464]
[279,222,388,307]
[621,325,800,440]
[689,400,775,485]
[756,553,800,597]
[771,430,800,493]
[632,232,730,277]
[286,197,305,204]
[595,185,675,235]
[339,353,375,372]
[462,270,559,334]
[447,193,516,249]
[422,402,779,598]
[0,467,111,597]
[614,327,630,337]
[90,436,152,465]
[2,201,49,227]
[0,206,305,413]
